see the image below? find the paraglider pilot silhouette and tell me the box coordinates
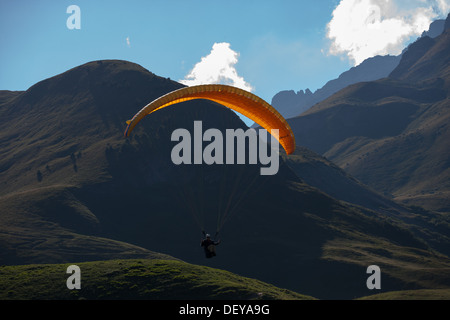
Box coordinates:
[201,232,221,258]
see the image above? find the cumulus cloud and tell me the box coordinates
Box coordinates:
[327,0,450,65]
[180,42,253,92]
[437,0,450,13]
[126,36,131,47]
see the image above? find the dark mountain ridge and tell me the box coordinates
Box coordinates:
[271,17,446,120]
[271,55,401,119]
[288,15,450,215]
[1,60,449,299]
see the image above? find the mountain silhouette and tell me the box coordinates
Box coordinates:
[272,55,401,119]
[288,14,450,216]
[1,60,449,299]
[422,18,445,38]
[271,17,446,120]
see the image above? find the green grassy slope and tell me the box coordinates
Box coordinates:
[358,288,450,300]
[0,259,314,300]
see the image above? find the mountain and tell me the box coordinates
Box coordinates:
[272,55,401,119]
[422,18,445,38]
[0,259,314,300]
[358,288,450,300]
[288,14,450,215]
[1,60,449,300]
[283,146,410,213]
[271,17,446,120]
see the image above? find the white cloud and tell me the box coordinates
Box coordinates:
[327,0,450,65]
[179,42,253,92]
[126,36,131,47]
[437,0,450,14]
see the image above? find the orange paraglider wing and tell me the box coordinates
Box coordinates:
[124,84,296,155]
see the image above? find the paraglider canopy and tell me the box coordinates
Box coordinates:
[124,84,296,155]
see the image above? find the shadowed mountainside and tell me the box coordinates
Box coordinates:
[271,54,401,119]
[270,17,446,121]
[288,16,450,215]
[1,60,449,299]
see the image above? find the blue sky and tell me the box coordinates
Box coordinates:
[1,0,449,124]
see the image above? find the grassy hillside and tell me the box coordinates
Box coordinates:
[2,258,448,300]
[358,288,450,300]
[0,259,314,300]
[282,146,408,213]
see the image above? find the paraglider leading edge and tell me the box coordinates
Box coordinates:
[124,84,296,155]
